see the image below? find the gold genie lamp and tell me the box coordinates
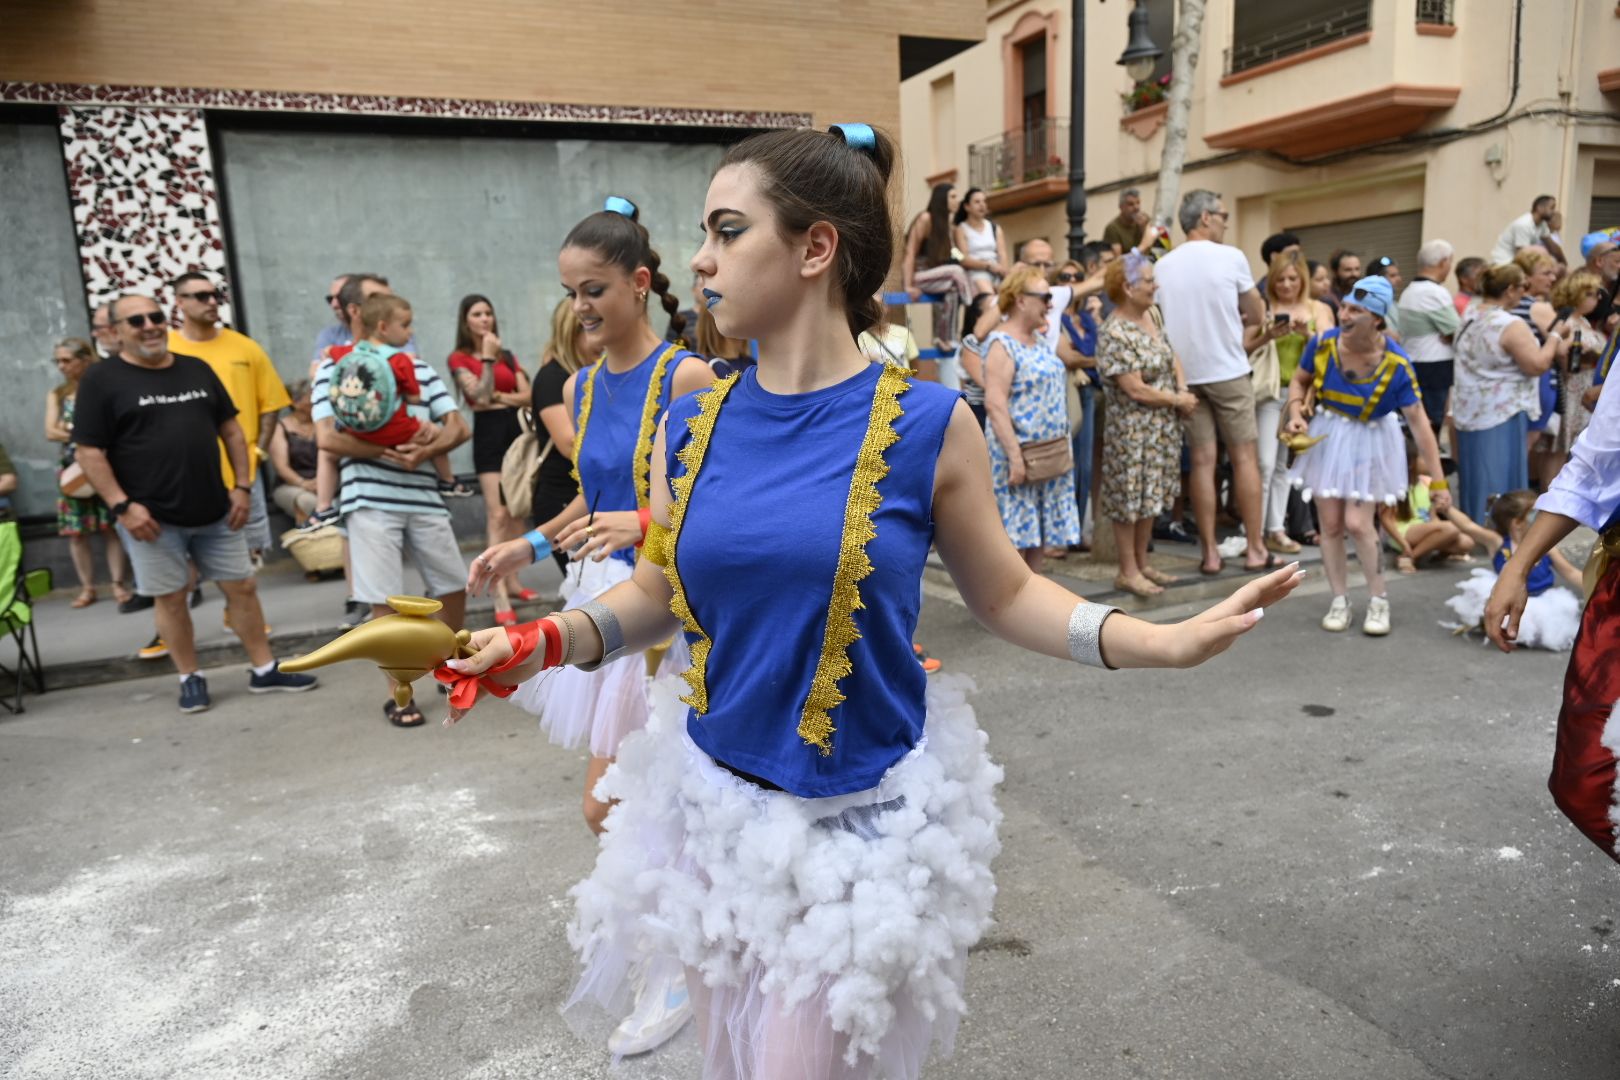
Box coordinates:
[1279,430,1327,454]
[281,595,474,707]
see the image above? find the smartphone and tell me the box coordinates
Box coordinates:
[1273,313,1291,326]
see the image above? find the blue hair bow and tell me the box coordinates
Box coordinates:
[828,123,877,155]
[603,195,638,220]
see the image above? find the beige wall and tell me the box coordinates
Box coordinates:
[5,0,983,137]
[902,0,1620,275]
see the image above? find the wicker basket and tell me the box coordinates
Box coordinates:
[280,524,345,574]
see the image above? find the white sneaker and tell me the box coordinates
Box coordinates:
[1363,595,1391,636]
[607,965,691,1056]
[1321,595,1351,632]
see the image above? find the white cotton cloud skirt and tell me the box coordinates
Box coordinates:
[1287,409,1408,505]
[1445,568,1583,651]
[565,674,1004,1078]
[507,556,690,758]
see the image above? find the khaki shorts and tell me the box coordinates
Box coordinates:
[346,508,466,604]
[1185,373,1258,448]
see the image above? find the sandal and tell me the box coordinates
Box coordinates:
[512,587,541,602]
[1265,531,1302,555]
[1396,555,1417,574]
[1242,554,1280,572]
[493,608,518,626]
[385,699,426,728]
[1114,574,1164,598]
[71,587,97,609]
[111,580,134,605]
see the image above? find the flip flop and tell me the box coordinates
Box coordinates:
[1199,562,1224,576]
[1242,554,1279,572]
[385,699,426,728]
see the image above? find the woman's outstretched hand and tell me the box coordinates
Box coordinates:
[1166,562,1306,667]
[439,625,519,724]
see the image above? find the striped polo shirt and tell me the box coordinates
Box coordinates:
[311,349,458,517]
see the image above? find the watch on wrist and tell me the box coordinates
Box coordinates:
[110,499,131,518]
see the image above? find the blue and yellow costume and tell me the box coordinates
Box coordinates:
[568,362,1003,1077]
[1287,328,1421,504]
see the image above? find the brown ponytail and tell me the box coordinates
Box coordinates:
[562,209,680,336]
[717,126,898,341]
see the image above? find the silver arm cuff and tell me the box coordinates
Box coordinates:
[573,600,627,672]
[1067,601,1119,669]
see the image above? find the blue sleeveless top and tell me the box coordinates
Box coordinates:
[1494,543,1555,597]
[1300,329,1420,421]
[573,342,692,564]
[664,362,962,798]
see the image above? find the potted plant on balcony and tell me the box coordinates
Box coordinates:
[1120,72,1172,140]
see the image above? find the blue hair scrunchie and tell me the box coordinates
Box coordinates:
[828,123,877,155]
[603,195,638,219]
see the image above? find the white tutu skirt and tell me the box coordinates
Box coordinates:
[1287,410,1407,505]
[507,557,690,758]
[566,674,1003,1078]
[1443,568,1583,651]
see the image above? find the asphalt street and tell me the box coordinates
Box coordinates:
[1,563,1613,1080]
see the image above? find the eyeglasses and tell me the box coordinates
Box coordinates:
[324,293,340,304]
[1057,271,1081,282]
[1022,291,1053,306]
[179,290,221,303]
[116,312,164,328]
[1207,210,1229,220]
[1027,260,1055,270]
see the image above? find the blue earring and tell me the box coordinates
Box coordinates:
[828,123,877,154]
[604,195,638,219]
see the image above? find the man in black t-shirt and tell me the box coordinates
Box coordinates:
[72,294,317,713]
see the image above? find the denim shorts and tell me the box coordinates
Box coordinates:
[117,513,254,597]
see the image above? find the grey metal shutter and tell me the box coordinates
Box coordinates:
[1591,197,1620,232]
[1289,210,1425,290]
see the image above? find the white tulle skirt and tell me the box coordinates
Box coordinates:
[1443,568,1583,651]
[506,557,690,758]
[566,674,1003,1079]
[1287,410,1407,505]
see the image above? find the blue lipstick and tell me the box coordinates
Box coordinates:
[702,288,722,309]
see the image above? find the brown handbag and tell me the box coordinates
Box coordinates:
[1018,436,1073,484]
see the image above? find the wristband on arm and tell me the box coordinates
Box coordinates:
[434,618,554,710]
[1068,602,1120,670]
[523,528,552,564]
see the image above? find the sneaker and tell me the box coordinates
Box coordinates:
[178,673,210,713]
[607,967,692,1057]
[138,634,169,660]
[1321,595,1351,633]
[340,598,370,628]
[1163,521,1196,545]
[298,507,340,532]
[912,642,943,675]
[438,478,476,498]
[248,663,318,694]
[119,593,155,614]
[1362,595,1391,637]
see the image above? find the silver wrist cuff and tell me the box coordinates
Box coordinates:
[1068,601,1119,670]
[573,599,627,672]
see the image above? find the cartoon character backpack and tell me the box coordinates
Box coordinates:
[328,340,401,433]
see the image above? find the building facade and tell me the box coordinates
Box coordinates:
[0,0,981,518]
[901,0,1620,280]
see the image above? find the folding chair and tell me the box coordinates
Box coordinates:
[0,521,50,714]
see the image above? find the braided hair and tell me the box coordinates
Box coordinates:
[562,210,684,342]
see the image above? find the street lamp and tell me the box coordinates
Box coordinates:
[1117,1,1164,83]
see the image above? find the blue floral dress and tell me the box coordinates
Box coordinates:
[984,330,1080,550]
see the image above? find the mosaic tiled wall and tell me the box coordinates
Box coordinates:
[58,105,232,318]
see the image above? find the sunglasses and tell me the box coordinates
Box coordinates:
[1027,261,1055,270]
[179,290,222,303]
[1057,271,1081,282]
[117,312,164,329]
[1023,291,1053,306]
[1351,286,1379,302]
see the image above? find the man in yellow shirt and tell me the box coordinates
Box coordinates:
[167,272,290,563]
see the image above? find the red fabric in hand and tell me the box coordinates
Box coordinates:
[434,620,548,712]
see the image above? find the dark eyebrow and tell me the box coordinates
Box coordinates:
[705,208,746,229]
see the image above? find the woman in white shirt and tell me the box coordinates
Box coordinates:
[953,187,1009,296]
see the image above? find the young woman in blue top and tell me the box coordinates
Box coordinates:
[1283,276,1450,637]
[446,126,1304,1079]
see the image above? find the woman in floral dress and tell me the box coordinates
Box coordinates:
[1097,254,1195,597]
[983,266,1079,571]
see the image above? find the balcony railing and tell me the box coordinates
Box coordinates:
[1225,4,1371,75]
[1415,0,1454,24]
[967,118,1068,193]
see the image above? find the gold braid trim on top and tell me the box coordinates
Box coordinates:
[641,520,672,568]
[662,373,739,715]
[570,356,607,489]
[570,344,680,508]
[797,364,911,755]
[632,344,683,510]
